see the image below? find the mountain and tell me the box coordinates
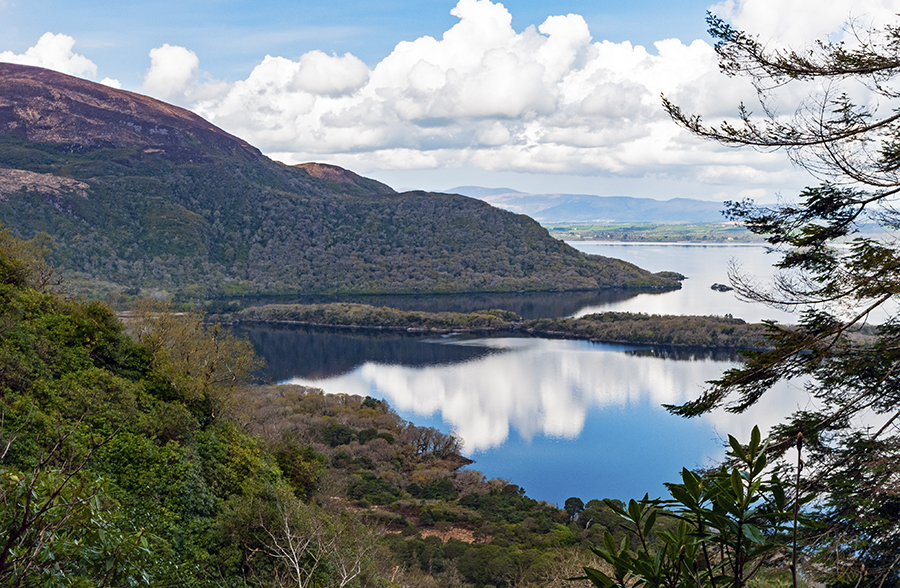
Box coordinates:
[0,63,680,298]
[447,187,726,224]
[448,186,527,198]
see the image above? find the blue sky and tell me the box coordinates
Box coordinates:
[2,0,712,85]
[1,0,895,199]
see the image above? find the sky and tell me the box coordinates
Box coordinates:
[2,0,898,200]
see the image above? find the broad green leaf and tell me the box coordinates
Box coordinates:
[750,425,761,456]
[751,451,767,477]
[577,567,617,588]
[728,435,747,461]
[682,468,702,498]
[743,523,766,544]
[627,499,642,524]
[730,468,744,502]
[602,531,617,554]
[669,485,693,508]
[603,499,627,516]
[643,510,657,538]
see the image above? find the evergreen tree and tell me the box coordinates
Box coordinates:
[664,13,900,585]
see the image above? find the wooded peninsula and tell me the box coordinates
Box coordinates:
[213,302,771,350]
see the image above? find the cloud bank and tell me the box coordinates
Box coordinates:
[2,0,890,192]
[177,0,778,187]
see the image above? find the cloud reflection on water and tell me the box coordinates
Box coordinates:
[284,336,807,453]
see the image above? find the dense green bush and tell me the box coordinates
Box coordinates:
[0,229,385,587]
[320,422,357,447]
[348,472,400,504]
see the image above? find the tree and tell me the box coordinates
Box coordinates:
[0,225,57,292]
[0,465,152,588]
[128,300,263,422]
[564,497,585,522]
[217,485,379,588]
[0,387,152,588]
[663,12,900,585]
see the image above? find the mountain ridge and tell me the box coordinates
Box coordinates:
[0,63,680,299]
[0,62,257,160]
[447,186,727,223]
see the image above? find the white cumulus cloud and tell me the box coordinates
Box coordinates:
[6,0,887,194]
[0,32,96,77]
[141,44,200,102]
[170,0,772,188]
[140,43,230,106]
[710,0,900,46]
[290,50,369,96]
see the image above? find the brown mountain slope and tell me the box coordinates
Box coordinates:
[0,62,256,158]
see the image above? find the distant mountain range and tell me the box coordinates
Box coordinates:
[448,186,727,224]
[0,63,680,299]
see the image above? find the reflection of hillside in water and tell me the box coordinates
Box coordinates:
[223,289,649,319]
[279,337,803,452]
[624,346,744,362]
[235,325,506,381]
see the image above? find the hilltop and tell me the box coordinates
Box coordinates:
[0,63,680,299]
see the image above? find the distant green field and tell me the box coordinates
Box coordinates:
[546,222,763,242]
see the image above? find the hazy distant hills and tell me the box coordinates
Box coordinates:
[0,63,680,298]
[449,186,726,224]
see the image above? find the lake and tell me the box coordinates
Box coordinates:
[239,242,808,506]
[570,242,797,323]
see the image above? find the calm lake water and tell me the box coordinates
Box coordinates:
[570,242,796,323]
[240,243,808,506]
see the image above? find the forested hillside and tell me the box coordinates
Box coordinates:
[0,63,679,300]
[0,227,641,587]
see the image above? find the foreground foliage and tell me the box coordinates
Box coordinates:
[577,427,807,588]
[663,11,900,586]
[0,227,384,587]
